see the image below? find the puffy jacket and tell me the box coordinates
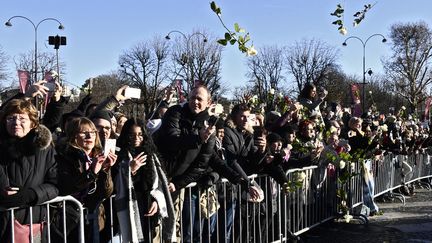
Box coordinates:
[154,104,214,189]
[0,125,58,241]
[56,146,113,211]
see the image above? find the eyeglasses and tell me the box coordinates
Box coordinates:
[128,133,143,139]
[6,115,29,123]
[96,125,111,131]
[78,131,97,137]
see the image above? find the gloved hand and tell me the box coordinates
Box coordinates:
[198,172,220,190]
[282,182,291,194]
[0,188,37,208]
[198,176,214,190]
[77,93,92,113]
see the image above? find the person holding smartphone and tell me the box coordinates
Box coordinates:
[113,118,174,242]
[55,117,117,242]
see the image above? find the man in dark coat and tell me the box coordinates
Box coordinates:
[154,85,216,243]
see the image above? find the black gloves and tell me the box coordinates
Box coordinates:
[198,172,220,190]
[0,188,37,208]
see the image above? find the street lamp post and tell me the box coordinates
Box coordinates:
[5,16,64,84]
[165,30,208,90]
[342,34,387,112]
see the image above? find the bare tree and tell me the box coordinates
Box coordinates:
[0,45,9,86]
[168,30,223,95]
[285,38,339,93]
[383,21,432,113]
[246,45,285,102]
[118,36,170,116]
[13,50,66,83]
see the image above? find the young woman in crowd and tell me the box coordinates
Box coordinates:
[298,83,328,126]
[114,118,174,243]
[56,117,117,242]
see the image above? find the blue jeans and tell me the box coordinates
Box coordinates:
[212,196,236,243]
[182,188,199,243]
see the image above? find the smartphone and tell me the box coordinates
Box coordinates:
[104,139,117,156]
[124,87,141,99]
[253,126,266,139]
[208,116,218,127]
[44,82,56,92]
[8,187,20,191]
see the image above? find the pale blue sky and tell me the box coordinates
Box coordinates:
[2,0,432,95]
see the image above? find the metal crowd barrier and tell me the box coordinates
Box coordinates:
[99,153,432,243]
[3,195,85,243]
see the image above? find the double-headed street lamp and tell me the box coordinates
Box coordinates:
[165,30,208,90]
[342,34,387,112]
[5,16,64,83]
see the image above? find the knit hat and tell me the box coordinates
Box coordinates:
[267,132,283,144]
[89,109,112,122]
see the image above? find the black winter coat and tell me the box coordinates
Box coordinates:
[154,104,215,189]
[56,146,113,211]
[0,125,58,241]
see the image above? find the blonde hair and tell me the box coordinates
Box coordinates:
[348,117,363,130]
[65,117,103,155]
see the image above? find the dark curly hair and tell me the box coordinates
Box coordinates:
[117,118,158,156]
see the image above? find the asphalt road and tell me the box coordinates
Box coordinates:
[300,186,432,243]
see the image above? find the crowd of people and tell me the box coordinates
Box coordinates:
[0,79,431,243]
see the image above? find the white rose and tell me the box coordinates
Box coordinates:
[339,160,346,169]
[401,106,406,110]
[251,95,258,103]
[339,26,347,35]
[369,91,373,95]
[246,45,257,56]
[343,214,353,223]
[269,88,275,95]
[296,172,306,182]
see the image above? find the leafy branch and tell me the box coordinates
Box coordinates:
[331,2,377,35]
[210,1,257,56]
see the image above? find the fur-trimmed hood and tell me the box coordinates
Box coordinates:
[1,124,53,159]
[32,124,53,150]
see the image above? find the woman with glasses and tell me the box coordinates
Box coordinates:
[55,117,117,242]
[0,99,58,242]
[113,118,174,243]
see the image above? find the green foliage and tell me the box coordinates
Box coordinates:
[210,1,257,56]
[330,2,376,35]
[284,171,306,193]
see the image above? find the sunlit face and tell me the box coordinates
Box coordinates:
[327,134,339,148]
[216,128,224,141]
[302,124,316,139]
[309,88,317,98]
[351,120,362,130]
[6,113,34,138]
[188,87,211,114]
[111,118,117,134]
[76,124,97,154]
[363,126,372,137]
[286,132,296,144]
[270,141,283,154]
[93,118,111,141]
[234,110,251,131]
[128,125,144,148]
[116,116,128,134]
